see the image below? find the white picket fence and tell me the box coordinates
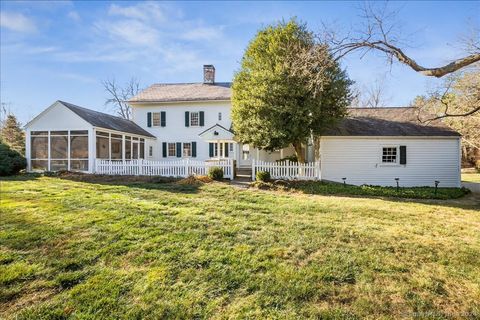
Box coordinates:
[95,159,234,180]
[252,159,320,180]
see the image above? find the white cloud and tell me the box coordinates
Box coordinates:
[0,11,36,33]
[95,19,159,46]
[67,11,81,22]
[181,26,223,41]
[108,2,167,23]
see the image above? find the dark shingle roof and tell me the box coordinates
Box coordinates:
[129,82,232,103]
[324,107,460,137]
[59,101,155,138]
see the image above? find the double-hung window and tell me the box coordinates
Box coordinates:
[183,143,192,157]
[168,143,176,157]
[190,112,199,126]
[382,147,398,164]
[152,112,161,127]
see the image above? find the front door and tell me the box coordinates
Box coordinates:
[239,144,252,167]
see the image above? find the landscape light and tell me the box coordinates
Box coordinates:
[395,178,400,192]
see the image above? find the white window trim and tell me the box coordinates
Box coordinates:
[183,142,192,158]
[167,142,177,157]
[152,112,161,127]
[379,145,400,166]
[190,111,200,127]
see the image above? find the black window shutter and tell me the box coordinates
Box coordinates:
[147,112,152,127]
[400,146,407,165]
[192,142,197,157]
[209,143,214,157]
[199,111,205,126]
[162,142,167,157]
[161,111,166,127]
[185,111,190,127]
[176,142,182,157]
[224,143,229,157]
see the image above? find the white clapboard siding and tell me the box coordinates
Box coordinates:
[95,159,234,180]
[252,160,321,180]
[320,137,461,187]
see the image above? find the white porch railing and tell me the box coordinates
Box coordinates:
[252,159,320,180]
[95,159,234,180]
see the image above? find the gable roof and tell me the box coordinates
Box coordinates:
[324,107,460,137]
[58,101,155,138]
[129,82,232,103]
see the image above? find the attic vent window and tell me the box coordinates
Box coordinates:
[203,65,215,84]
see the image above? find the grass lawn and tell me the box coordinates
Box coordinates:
[1,175,479,319]
[462,173,480,183]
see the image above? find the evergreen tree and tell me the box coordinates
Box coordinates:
[232,19,352,162]
[0,114,25,155]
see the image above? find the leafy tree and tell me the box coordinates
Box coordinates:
[0,141,26,176]
[0,114,25,155]
[232,20,352,162]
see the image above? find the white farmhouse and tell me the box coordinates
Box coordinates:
[25,65,461,187]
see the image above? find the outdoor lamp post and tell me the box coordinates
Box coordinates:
[342,177,346,187]
[395,178,400,192]
[434,180,440,196]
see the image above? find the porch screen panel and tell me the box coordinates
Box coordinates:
[50,131,68,171]
[111,134,122,160]
[70,130,88,171]
[31,131,48,170]
[140,139,145,159]
[125,136,132,159]
[96,131,109,159]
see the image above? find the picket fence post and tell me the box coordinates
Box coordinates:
[251,159,255,181]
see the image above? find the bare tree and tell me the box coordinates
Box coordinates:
[414,66,480,121]
[103,78,141,120]
[321,3,480,118]
[351,75,391,108]
[412,66,480,164]
[326,3,480,77]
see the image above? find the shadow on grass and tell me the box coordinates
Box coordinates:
[0,173,41,182]
[251,180,480,211]
[54,172,203,194]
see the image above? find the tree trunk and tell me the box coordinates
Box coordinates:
[292,141,306,163]
[313,136,321,161]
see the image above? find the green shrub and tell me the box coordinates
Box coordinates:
[208,167,224,180]
[256,170,271,182]
[0,141,26,176]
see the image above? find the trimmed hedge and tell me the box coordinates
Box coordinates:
[256,170,271,182]
[208,167,224,180]
[0,141,26,176]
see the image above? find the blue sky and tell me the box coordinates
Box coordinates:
[1,1,478,124]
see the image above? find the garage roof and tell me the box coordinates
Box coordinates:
[324,107,460,137]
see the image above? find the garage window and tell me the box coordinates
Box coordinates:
[382,147,398,163]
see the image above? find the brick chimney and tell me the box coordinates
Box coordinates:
[203,65,215,84]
